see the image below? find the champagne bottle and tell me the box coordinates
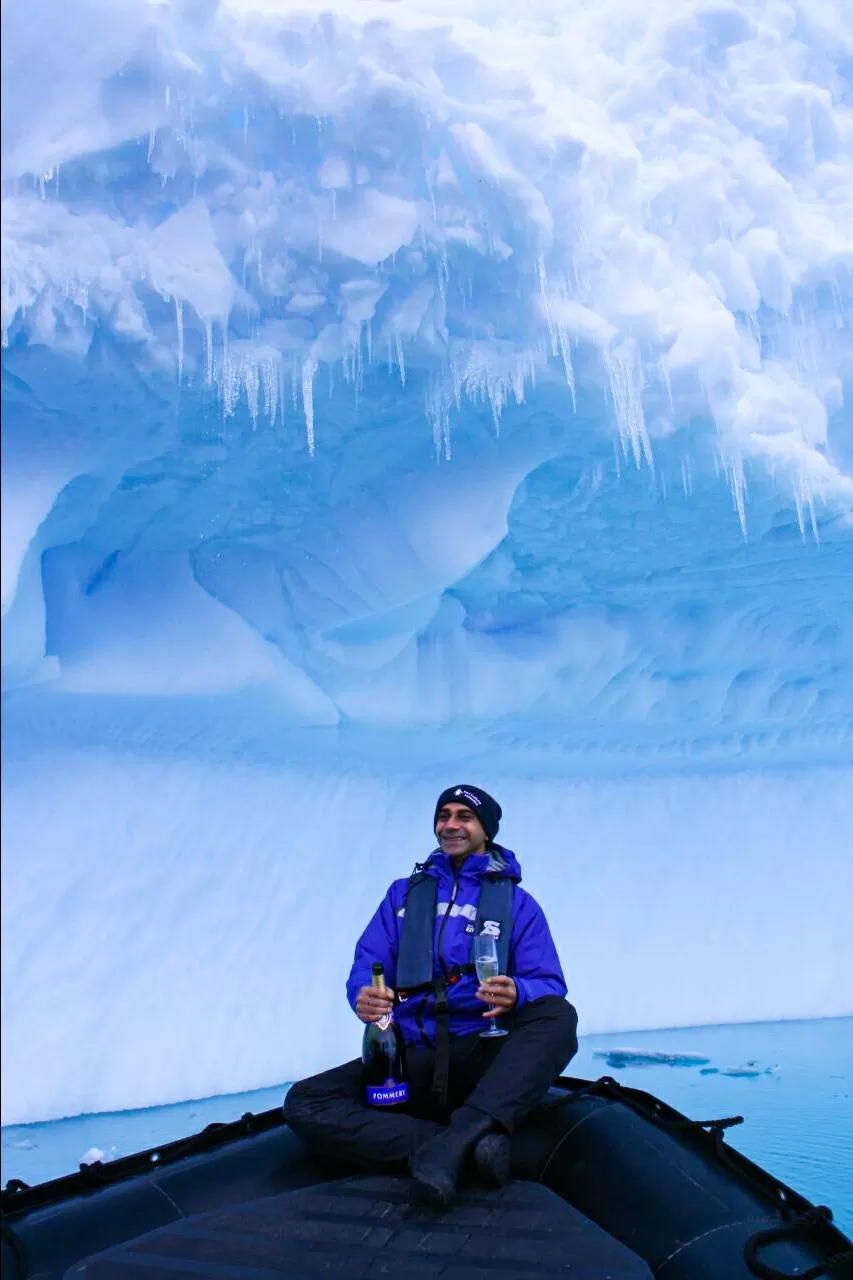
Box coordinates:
[362,962,409,1107]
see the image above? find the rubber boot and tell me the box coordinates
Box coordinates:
[409,1106,497,1209]
[473,1131,511,1189]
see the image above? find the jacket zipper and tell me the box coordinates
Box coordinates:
[436,865,460,978]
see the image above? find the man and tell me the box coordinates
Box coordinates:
[284,785,577,1208]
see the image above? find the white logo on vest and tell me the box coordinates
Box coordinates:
[481,920,501,938]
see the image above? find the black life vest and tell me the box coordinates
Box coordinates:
[393,854,516,1109]
[395,857,515,994]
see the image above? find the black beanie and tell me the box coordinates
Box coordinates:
[434,785,502,843]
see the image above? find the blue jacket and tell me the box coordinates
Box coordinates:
[347,846,567,1046]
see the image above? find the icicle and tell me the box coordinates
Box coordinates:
[245,362,260,425]
[175,298,184,382]
[427,382,452,462]
[221,346,237,418]
[830,277,844,329]
[604,343,653,470]
[204,320,213,386]
[165,85,171,108]
[808,488,819,542]
[659,357,673,412]
[436,246,449,301]
[261,356,279,425]
[727,454,748,538]
[395,332,406,387]
[355,326,365,394]
[538,255,557,358]
[681,457,692,498]
[148,129,157,163]
[556,325,576,413]
[791,476,819,544]
[302,359,317,454]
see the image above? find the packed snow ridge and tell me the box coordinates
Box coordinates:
[2,0,852,743]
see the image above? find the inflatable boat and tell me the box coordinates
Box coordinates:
[2,1075,851,1279]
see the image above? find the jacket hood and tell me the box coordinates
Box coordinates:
[422,843,522,883]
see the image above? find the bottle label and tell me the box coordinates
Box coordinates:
[366,1081,409,1106]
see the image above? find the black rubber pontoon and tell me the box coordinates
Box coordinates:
[2,1076,851,1279]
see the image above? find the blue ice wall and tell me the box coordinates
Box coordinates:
[2,0,852,1123]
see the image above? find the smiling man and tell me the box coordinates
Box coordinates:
[284,785,578,1209]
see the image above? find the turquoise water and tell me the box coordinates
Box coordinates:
[3,1017,851,1236]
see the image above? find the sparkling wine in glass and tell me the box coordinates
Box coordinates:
[473,935,509,1039]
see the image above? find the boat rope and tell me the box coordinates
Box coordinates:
[665,1114,745,1133]
[579,1076,744,1135]
[743,1206,853,1278]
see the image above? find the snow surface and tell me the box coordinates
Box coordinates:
[2,0,853,1123]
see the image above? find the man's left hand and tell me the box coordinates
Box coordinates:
[476,976,517,1016]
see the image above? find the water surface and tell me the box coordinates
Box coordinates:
[3,1016,850,1235]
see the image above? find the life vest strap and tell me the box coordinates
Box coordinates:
[394,864,515,1112]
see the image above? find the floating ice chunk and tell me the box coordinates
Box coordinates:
[699,1059,781,1077]
[80,1147,106,1165]
[593,1049,711,1067]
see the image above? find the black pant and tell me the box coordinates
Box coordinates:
[284,995,578,1173]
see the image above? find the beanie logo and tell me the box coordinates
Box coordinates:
[454,788,482,807]
[481,920,501,938]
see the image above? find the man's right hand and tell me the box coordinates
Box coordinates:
[356,983,395,1023]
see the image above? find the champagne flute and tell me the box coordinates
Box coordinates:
[473,935,509,1039]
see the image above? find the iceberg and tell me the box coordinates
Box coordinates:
[593,1049,711,1068]
[2,0,852,1124]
